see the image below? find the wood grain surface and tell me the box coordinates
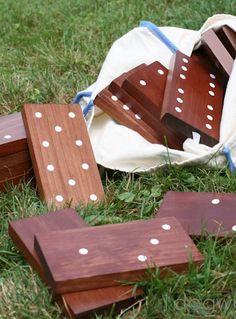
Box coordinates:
[122,62,167,118]
[35,217,203,294]
[0,112,28,156]
[22,104,104,208]
[216,25,236,59]
[9,209,143,318]
[0,150,32,180]
[201,28,234,77]
[160,51,224,146]
[94,86,162,144]
[156,191,236,237]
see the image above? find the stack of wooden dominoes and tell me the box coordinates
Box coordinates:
[95,25,236,148]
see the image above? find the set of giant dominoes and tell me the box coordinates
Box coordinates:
[95,25,236,148]
[1,25,236,318]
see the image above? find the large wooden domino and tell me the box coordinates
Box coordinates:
[201,28,234,78]
[94,86,162,144]
[96,66,185,149]
[0,112,27,156]
[9,209,142,318]
[122,62,168,119]
[216,25,236,59]
[156,191,236,236]
[0,112,32,190]
[35,217,203,294]
[22,104,104,208]
[160,51,225,146]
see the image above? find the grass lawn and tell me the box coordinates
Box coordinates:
[0,0,236,318]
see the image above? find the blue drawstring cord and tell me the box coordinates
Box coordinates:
[139,21,179,53]
[72,90,94,116]
[223,146,236,173]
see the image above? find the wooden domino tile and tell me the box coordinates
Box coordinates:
[0,112,28,156]
[96,81,185,149]
[94,86,162,144]
[22,104,104,208]
[9,209,143,318]
[0,150,32,181]
[216,25,236,59]
[34,217,203,294]
[201,28,234,78]
[122,62,168,119]
[156,191,236,236]
[160,51,225,146]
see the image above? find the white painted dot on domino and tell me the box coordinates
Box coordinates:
[123,104,129,111]
[135,114,141,120]
[209,82,215,88]
[137,255,147,262]
[79,248,88,255]
[139,80,146,86]
[207,115,213,121]
[82,163,89,170]
[75,139,83,146]
[181,65,188,71]
[42,140,49,148]
[182,57,189,63]
[68,179,76,186]
[206,123,212,130]
[232,225,236,231]
[4,135,12,139]
[209,91,215,96]
[55,125,62,132]
[162,224,171,230]
[178,88,184,94]
[157,69,164,75]
[68,112,76,118]
[90,194,97,201]
[55,195,64,202]
[180,74,186,80]
[35,112,42,118]
[175,107,182,113]
[177,97,183,103]
[150,238,159,245]
[211,198,220,205]
[210,73,216,79]
[111,95,118,101]
[47,164,55,172]
[207,105,214,111]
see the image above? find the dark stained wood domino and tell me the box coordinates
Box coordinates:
[34,217,203,294]
[201,28,234,78]
[216,25,236,59]
[22,104,104,208]
[9,209,143,319]
[122,62,168,119]
[9,209,87,280]
[63,285,143,319]
[160,51,225,146]
[94,86,162,144]
[96,78,185,149]
[156,191,236,236]
[0,150,32,181]
[0,112,28,156]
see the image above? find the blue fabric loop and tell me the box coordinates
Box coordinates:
[72,90,93,116]
[83,99,94,116]
[223,146,236,173]
[73,90,92,104]
[139,21,179,53]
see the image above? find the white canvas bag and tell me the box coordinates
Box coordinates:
[75,14,236,172]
